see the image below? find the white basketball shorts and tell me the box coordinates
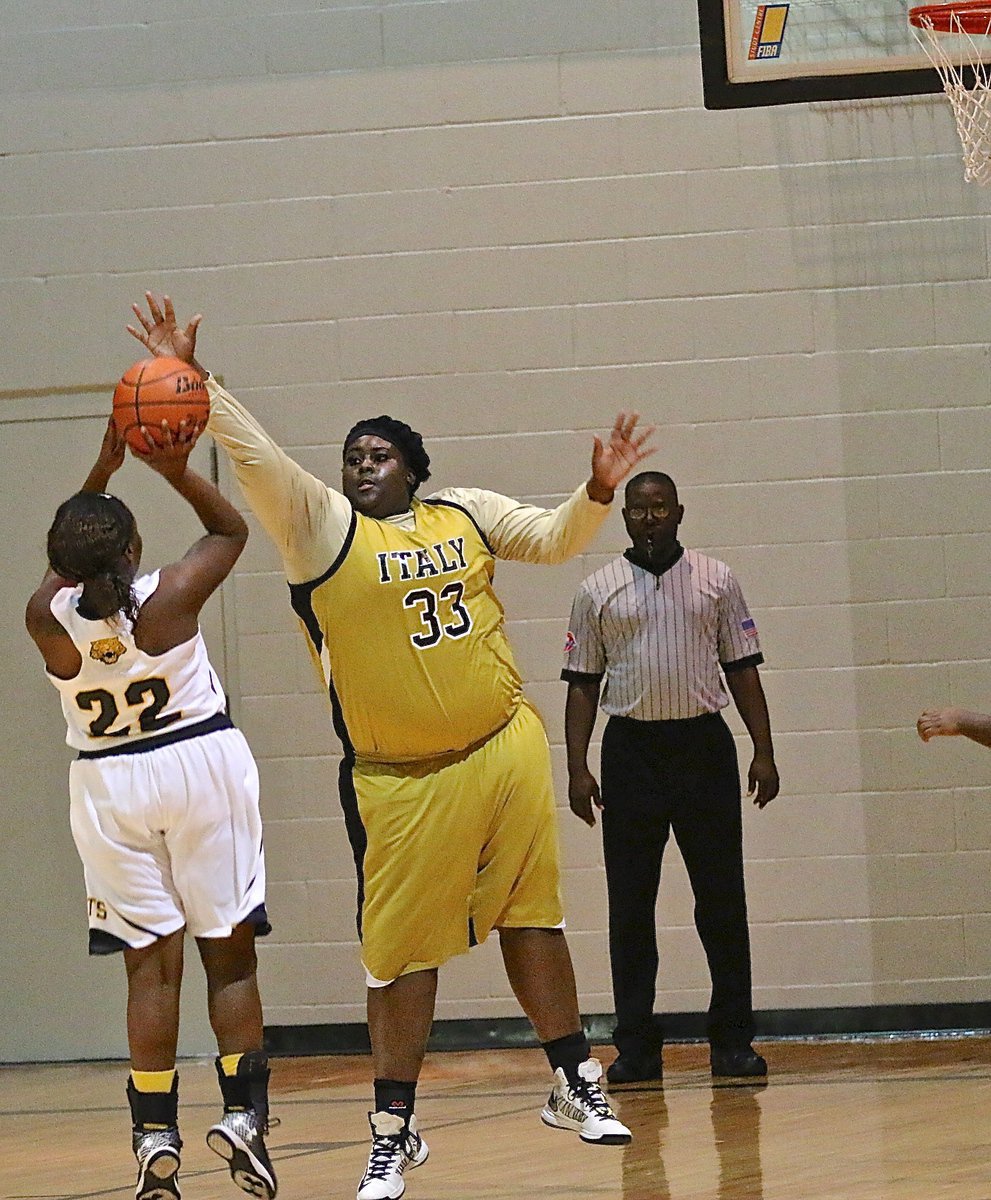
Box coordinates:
[68,727,267,952]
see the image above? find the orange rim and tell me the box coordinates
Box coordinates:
[909,2,991,33]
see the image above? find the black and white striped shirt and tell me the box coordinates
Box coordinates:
[561,547,764,721]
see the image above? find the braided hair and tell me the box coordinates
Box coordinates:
[47,492,139,623]
[343,415,431,494]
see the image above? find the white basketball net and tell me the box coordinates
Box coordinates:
[911,9,991,183]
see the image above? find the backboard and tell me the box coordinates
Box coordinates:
[697,0,948,107]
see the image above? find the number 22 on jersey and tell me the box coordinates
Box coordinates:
[75,677,179,738]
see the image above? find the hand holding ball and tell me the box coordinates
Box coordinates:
[113,357,209,450]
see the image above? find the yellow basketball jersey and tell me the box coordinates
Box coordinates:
[290,498,524,762]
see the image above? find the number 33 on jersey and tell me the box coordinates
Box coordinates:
[290,499,526,764]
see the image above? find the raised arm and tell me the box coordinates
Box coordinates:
[132,421,248,628]
[127,293,350,583]
[586,411,657,504]
[439,411,657,564]
[204,377,350,582]
[33,416,126,591]
[80,414,127,495]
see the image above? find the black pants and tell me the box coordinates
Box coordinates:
[600,711,754,1056]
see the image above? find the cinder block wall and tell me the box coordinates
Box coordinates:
[5,2,991,1057]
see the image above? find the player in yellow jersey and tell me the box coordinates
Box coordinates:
[128,294,656,1200]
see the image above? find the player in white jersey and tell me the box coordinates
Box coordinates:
[25,418,277,1200]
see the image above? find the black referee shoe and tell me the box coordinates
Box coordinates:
[606,1052,663,1085]
[710,1045,767,1080]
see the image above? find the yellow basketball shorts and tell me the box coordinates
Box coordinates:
[353,700,564,985]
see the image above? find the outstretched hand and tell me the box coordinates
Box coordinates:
[917,707,964,741]
[917,705,991,750]
[127,293,202,366]
[588,412,657,502]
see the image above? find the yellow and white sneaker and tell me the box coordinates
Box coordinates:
[540,1058,633,1145]
[357,1111,429,1200]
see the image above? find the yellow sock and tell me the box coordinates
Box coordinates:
[220,1053,243,1077]
[130,1068,176,1094]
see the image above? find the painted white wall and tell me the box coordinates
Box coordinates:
[4,1,991,1060]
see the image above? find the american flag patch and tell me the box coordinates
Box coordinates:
[741,617,758,638]
[564,631,577,653]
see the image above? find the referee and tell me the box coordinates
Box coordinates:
[562,471,779,1085]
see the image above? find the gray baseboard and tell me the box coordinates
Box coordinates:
[264,1002,991,1057]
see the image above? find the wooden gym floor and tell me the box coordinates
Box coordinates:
[6,1036,991,1199]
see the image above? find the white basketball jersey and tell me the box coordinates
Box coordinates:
[48,570,227,752]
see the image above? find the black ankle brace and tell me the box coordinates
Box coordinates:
[215,1051,270,1126]
[127,1073,179,1130]
[373,1078,416,1127]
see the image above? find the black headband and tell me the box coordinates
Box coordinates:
[343,415,431,489]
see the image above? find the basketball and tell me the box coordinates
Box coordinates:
[112,357,209,451]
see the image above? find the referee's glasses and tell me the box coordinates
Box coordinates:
[626,503,671,520]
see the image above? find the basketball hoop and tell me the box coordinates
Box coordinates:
[909,1,991,183]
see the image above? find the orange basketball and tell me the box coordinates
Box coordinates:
[112,357,209,451]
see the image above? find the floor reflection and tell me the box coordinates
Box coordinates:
[711,1085,764,1200]
[613,1082,764,1200]
[616,1088,671,1199]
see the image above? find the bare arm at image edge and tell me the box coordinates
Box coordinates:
[918,706,991,748]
